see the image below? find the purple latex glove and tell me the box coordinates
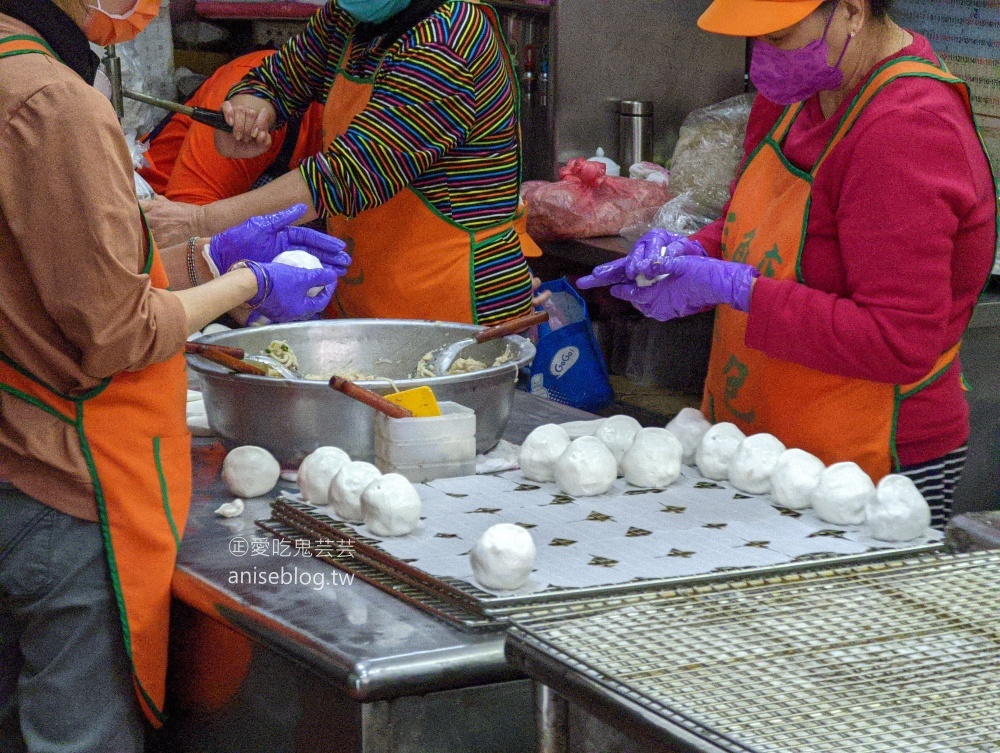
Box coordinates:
[625,233,707,281]
[245,261,338,324]
[610,255,759,322]
[208,204,350,277]
[576,229,706,290]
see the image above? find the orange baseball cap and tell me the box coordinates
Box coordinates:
[698,0,826,37]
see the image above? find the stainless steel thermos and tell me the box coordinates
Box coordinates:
[618,100,653,168]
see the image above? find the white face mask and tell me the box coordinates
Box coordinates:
[87,0,140,19]
[83,0,161,46]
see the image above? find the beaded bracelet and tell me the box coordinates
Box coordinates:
[186,237,201,287]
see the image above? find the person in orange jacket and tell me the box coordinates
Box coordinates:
[139,50,325,205]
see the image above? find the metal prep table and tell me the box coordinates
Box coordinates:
[168,326,996,753]
[164,390,593,753]
[505,546,1000,753]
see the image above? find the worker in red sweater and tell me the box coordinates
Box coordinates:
[580,0,997,528]
[139,50,323,204]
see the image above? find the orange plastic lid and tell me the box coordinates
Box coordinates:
[698,0,826,37]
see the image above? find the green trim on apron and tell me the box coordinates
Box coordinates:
[153,436,182,550]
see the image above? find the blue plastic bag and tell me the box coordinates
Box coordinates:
[525,278,613,413]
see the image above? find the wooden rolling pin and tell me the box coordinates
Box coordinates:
[329,377,414,419]
[184,342,266,376]
[475,310,549,343]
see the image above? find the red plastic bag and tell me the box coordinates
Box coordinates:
[521,159,673,242]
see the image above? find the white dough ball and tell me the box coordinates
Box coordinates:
[811,462,875,526]
[771,449,825,510]
[728,433,787,495]
[665,407,712,465]
[361,473,422,537]
[695,422,746,480]
[221,446,280,498]
[868,475,932,542]
[297,446,351,506]
[330,461,382,523]
[554,436,618,497]
[518,424,572,482]
[594,414,643,471]
[273,249,324,296]
[621,428,683,488]
[470,523,536,591]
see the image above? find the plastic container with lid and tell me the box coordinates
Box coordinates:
[374,456,477,484]
[374,401,477,481]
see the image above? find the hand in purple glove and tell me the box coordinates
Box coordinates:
[245,261,338,324]
[625,232,707,282]
[610,256,758,322]
[207,204,350,277]
[576,229,706,290]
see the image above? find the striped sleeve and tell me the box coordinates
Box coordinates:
[228,3,349,124]
[299,18,478,218]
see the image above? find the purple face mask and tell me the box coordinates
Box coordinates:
[750,6,853,105]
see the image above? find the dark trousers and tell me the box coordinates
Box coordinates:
[0,485,144,753]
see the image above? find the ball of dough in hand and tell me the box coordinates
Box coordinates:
[518,424,572,482]
[728,433,787,495]
[665,407,712,465]
[470,523,536,591]
[221,446,280,498]
[298,446,351,506]
[273,249,324,296]
[330,461,382,523]
[867,474,932,542]
[555,436,618,497]
[771,449,825,510]
[361,473,422,537]
[594,414,643,471]
[695,422,746,480]
[811,462,875,526]
[621,428,683,488]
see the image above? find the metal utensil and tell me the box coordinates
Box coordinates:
[123,89,234,133]
[429,311,549,375]
[329,377,413,418]
[184,342,266,376]
[184,341,245,359]
[243,354,297,379]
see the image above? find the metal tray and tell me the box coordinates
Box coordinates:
[258,498,942,632]
[506,549,1000,753]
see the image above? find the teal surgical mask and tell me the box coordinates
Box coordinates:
[340,0,412,24]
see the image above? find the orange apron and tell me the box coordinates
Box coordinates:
[322,0,535,323]
[703,57,991,481]
[0,36,190,728]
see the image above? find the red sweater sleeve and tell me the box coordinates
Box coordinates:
[745,79,996,384]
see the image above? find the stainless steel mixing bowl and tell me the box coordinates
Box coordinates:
[187,320,536,465]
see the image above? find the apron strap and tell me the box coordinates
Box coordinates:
[0,34,56,60]
[900,340,962,397]
[813,57,968,176]
[771,102,805,145]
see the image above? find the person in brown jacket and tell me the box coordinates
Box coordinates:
[0,1,347,750]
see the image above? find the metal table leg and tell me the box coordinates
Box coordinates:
[535,683,568,753]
